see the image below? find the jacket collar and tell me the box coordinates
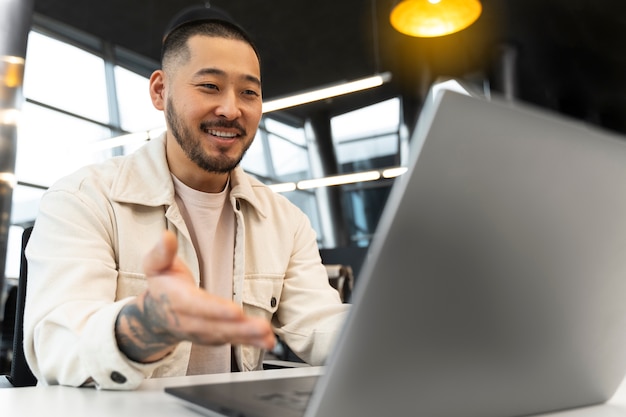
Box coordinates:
[110,132,266,217]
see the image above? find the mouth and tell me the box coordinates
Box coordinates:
[204,128,239,139]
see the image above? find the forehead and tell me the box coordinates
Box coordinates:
[183,35,261,78]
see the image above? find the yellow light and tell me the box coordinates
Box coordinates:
[0,172,17,188]
[390,0,482,38]
[1,56,25,88]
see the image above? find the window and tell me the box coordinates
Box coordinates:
[241,130,270,176]
[328,97,404,246]
[268,134,310,180]
[241,117,324,243]
[23,31,110,123]
[16,102,112,187]
[114,65,164,132]
[331,97,401,171]
[246,117,311,182]
[16,27,167,192]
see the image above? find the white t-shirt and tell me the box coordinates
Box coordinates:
[172,174,235,375]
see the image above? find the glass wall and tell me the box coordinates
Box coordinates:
[114,65,164,133]
[330,98,404,246]
[6,16,406,277]
[331,97,402,172]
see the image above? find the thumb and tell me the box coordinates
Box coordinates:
[143,230,178,276]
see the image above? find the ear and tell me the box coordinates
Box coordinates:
[149,70,166,111]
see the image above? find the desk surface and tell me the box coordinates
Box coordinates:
[0,366,322,416]
[2,366,626,417]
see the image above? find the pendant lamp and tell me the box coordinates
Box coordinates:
[390,0,482,38]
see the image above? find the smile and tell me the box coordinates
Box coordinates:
[206,129,238,138]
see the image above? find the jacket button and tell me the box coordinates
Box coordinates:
[270,297,277,308]
[235,200,241,211]
[110,371,127,384]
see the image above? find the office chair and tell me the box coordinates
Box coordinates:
[5,226,37,387]
[324,264,353,303]
[1,284,17,373]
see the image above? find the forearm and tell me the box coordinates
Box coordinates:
[25,299,155,389]
[115,292,179,363]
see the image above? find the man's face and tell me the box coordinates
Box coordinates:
[161,35,262,174]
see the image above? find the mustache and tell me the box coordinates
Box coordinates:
[200,120,246,137]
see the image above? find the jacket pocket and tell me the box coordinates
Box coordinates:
[116,271,147,300]
[242,274,284,316]
[240,275,284,371]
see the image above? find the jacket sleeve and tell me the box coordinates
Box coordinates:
[23,184,178,390]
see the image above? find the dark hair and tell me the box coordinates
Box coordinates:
[161,19,260,71]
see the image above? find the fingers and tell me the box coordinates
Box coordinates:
[233,322,276,350]
[143,230,178,276]
[176,313,276,350]
[245,318,277,350]
[175,289,245,322]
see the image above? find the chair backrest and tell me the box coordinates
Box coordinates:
[6,226,37,387]
[324,264,353,303]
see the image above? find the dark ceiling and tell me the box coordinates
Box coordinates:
[33,0,626,135]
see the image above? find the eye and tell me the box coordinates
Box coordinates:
[199,83,219,91]
[243,89,260,97]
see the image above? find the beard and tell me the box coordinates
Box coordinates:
[166,98,253,174]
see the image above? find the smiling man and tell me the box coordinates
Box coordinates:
[23,6,349,390]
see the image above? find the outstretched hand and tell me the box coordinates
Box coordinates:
[115,230,275,363]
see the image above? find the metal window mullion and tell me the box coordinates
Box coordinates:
[102,41,124,153]
[259,118,277,178]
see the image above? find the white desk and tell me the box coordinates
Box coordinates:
[0,366,321,416]
[2,367,626,417]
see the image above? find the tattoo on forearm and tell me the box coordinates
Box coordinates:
[115,292,180,363]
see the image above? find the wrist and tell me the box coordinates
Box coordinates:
[115,294,178,363]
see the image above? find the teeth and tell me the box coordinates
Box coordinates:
[208,129,237,138]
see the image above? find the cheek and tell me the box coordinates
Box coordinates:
[243,104,263,128]
[176,98,206,121]
[249,115,262,130]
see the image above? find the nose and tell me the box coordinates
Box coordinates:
[215,89,242,120]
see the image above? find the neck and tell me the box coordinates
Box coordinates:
[186,172,230,193]
[166,136,231,193]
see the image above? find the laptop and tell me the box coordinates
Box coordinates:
[166,88,626,417]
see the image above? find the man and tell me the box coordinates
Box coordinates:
[23,5,348,390]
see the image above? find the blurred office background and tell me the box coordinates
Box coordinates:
[2,0,626,353]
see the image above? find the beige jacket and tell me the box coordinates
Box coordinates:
[23,133,348,390]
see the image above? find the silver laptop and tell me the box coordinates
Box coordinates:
[166,88,626,417]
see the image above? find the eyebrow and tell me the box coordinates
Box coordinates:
[193,67,261,88]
